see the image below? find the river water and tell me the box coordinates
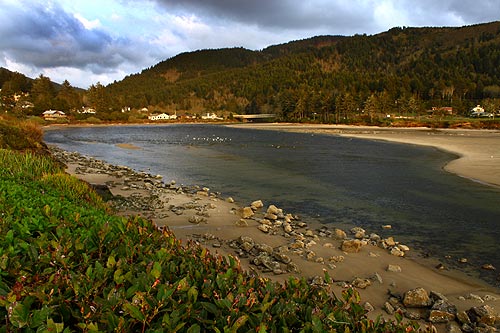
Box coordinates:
[44,124,500,286]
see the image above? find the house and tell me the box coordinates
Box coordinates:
[201,113,223,120]
[80,107,96,114]
[148,113,177,121]
[431,106,454,115]
[42,110,67,121]
[470,105,494,118]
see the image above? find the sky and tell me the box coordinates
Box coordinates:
[0,0,499,89]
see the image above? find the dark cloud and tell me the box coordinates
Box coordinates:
[153,0,499,34]
[153,0,375,33]
[0,1,140,74]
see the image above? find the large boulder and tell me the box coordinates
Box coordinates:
[242,207,254,219]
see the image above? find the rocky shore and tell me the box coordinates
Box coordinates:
[50,146,500,332]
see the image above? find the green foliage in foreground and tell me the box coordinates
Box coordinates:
[0,150,423,332]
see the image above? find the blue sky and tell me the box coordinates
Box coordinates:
[0,0,498,88]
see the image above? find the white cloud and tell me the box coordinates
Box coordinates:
[74,13,101,30]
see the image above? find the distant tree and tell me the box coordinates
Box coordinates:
[31,74,56,114]
[86,82,109,113]
[55,80,81,112]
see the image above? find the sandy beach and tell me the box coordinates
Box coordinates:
[49,124,500,331]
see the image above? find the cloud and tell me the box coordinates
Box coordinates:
[0,0,498,88]
[0,0,155,87]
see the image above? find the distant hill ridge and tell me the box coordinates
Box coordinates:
[103,21,500,119]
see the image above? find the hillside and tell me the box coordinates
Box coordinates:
[102,21,500,122]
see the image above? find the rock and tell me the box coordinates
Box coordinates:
[235,219,248,227]
[251,200,264,209]
[255,243,274,254]
[188,215,207,224]
[428,301,457,323]
[456,311,472,326]
[212,243,221,248]
[350,227,366,239]
[267,205,280,215]
[352,277,371,289]
[398,244,410,252]
[264,213,278,220]
[369,252,380,257]
[283,223,293,233]
[482,264,496,270]
[445,322,463,333]
[404,310,421,320]
[305,230,314,237]
[382,225,392,229]
[242,207,254,219]
[383,302,395,315]
[459,258,468,263]
[259,219,273,226]
[334,228,347,239]
[466,293,484,303]
[328,255,345,263]
[363,302,375,312]
[226,197,235,203]
[390,247,405,257]
[467,305,497,326]
[274,252,292,264]
[240,242,254,252]
[384,237,397,247]
[372,272,383,284]
[369,233,381,242]
[341,239,363,253]
[258,224,270,233]
[306,251,316,261]
[403,287,432,308]
[238,236,254,245]
[430,291,449,302]
[323,243,334,248]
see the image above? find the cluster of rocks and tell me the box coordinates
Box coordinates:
[227,235,299,275]
[382,287,499,332]
[339,227,410,258]
[49,147,222,218]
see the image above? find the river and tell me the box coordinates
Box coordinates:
[44,124,500,286]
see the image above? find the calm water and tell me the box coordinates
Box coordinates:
[44,124,500,286]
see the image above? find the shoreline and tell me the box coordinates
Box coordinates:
[227,123,500,188]
[48,144,500,331]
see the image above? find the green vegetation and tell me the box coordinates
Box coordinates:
[0,119,427,331]
[2,22,500,127]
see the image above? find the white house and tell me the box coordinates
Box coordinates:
[148,113,177,121]
[201,113,223,120]
[42,110,67,121]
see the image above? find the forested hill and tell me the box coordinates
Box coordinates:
[104,21,500,121]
